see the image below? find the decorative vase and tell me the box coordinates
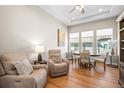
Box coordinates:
[111,48,114,55]
[38,53,42,61]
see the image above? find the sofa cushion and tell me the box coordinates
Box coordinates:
[30,69,47,88]
[13,58,33,75]
[51,54,62,63]
[0,60,5,76]
[0,52,26,75]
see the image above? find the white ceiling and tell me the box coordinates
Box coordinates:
[39,5,124,26]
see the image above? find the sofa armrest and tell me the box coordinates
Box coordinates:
[32,64,48,72]
[0,75,35,88]
[15,75,35,88]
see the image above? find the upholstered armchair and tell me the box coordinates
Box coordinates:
[48,50,69,77]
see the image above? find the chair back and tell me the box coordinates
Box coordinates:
[66,51,73,60]
[80,50,90,64]
[49,50,61,59]
[104,52,109,63]
[80,50,90,59]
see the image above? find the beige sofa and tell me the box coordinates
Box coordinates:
[48,50,69,77]
[0,52,48,88]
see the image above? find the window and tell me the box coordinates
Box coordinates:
[96,28,113,54]
[81,31,94,54]
[69,33,79,53]
[68,28,113,55]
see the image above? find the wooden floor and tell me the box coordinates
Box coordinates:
[45,61,119,88]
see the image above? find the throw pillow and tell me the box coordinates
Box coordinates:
[51,54,62,63]
[13,58,33,75]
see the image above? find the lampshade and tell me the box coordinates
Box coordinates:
[35,45,45,53]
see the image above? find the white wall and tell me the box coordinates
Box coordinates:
[69,18,118,55]
[0,6,68,60]
[69,18,118,39]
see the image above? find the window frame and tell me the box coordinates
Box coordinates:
[81,31,94,54]
[68,28,113,54]
[69,32,80,53]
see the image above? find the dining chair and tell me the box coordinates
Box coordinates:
[79,50,93,70]
[66,51,80,65]
[66,51,74,63]
[94,52,109,71]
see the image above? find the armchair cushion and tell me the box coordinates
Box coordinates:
[53,62,68,74]
[13,58,33,75]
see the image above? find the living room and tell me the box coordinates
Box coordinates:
[0,1,124,91]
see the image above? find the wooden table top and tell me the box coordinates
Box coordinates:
[74,53,100,56]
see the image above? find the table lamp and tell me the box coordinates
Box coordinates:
[35,45,45,61]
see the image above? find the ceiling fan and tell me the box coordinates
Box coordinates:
[69,5,85,14]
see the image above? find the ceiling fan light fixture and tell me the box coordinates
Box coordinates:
[80,5,84,8]
[69,5,85,14]
[79,7,83,12]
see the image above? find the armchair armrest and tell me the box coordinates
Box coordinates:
[48,59,69,67]
[62,58,69,65]
[32,64,48,72]
[62,58,69,73]
[62,58,68,62]
[47,60,55,76]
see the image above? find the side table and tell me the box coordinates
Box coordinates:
[34,59,47,65]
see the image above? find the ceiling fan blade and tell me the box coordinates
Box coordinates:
[69,7,76,13]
